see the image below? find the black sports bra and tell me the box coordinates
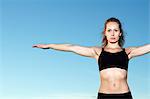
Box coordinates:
[98,47,129,71]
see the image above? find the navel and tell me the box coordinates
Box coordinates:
[113,83,116,87]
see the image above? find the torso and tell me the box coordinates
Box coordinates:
[99,68,129,93]
[94,47,131,94]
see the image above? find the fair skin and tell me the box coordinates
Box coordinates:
[32,22,150,94]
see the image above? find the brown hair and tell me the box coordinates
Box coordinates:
[102,17,125,47]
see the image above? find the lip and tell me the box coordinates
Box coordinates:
[110,37,115,39]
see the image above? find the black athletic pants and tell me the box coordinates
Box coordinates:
[97,91,133,99]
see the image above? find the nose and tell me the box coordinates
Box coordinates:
[110,31,115,36]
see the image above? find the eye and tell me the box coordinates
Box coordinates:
[114,29,118,32]
[107,29,111,32]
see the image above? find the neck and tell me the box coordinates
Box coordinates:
[105,42,121,49]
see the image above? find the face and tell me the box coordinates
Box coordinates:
[104,22,121,43]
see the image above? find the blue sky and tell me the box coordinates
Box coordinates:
[0,0,150,99]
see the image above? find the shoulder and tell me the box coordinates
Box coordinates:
[124,47,137,55]
[91,46,103,56]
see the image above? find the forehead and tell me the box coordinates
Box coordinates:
[106,22,119,29]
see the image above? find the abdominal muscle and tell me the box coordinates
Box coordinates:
[99,68,130,94]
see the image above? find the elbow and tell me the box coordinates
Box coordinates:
[69,45,78,52]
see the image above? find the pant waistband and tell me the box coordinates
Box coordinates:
[98,91,131,96]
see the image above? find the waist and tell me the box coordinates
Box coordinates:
[99,79,129,93]
[97,91,133,98]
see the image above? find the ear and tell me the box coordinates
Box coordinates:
[119,33,122,36]
[103,31,106,36]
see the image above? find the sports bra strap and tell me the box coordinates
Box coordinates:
[123,48,125,51]
[102,47,104,51]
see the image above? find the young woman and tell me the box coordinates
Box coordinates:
[32,17,150,99]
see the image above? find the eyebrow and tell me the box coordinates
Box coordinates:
[107,28,119,30]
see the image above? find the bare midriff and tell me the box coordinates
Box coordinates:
[99,68,130,94]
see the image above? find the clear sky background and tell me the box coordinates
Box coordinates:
[0,0,150,99]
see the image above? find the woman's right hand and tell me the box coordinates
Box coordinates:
[32,44,50,49]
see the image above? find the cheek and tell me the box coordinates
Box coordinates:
[105,32,110,36]
[115,32,121,37]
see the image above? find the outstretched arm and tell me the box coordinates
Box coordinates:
[32,44,98,58]
[127,44,150,59]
